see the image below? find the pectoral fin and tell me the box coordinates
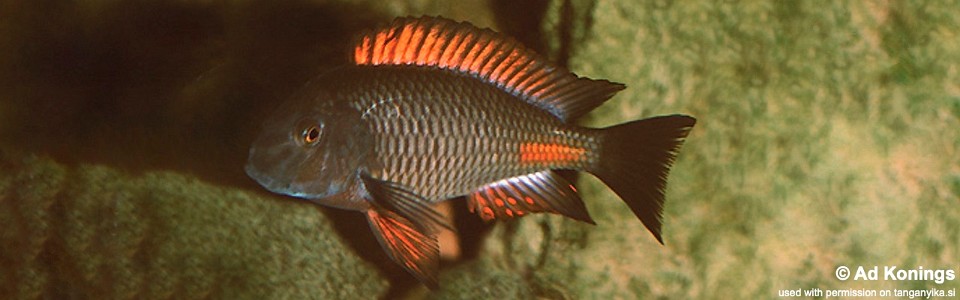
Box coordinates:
[360,174,449,288]
[361,174,454,232]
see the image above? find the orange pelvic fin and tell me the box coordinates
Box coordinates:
[360,174,451,288]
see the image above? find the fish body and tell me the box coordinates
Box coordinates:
[339,66,595,201]
[245,16,696,288]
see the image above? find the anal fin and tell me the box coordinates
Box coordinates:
[468,170,594,224]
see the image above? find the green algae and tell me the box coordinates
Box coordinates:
[1,0,959,299]
[0,153,386,299]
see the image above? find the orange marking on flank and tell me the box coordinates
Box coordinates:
[519,142,586,164]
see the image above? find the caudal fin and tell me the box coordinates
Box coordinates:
[590,115,696,244]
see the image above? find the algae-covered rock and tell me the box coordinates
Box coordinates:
[0,152,386,298]
[438,0,960,298]
[2,0,959,298]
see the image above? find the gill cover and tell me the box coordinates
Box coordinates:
[245,86,372,204]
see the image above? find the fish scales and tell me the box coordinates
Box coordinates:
[245,16,695,288]
[340,66,598,202]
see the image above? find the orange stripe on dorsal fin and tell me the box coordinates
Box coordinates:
[352,16,627,122]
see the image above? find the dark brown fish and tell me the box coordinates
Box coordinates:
[245,16,696,288]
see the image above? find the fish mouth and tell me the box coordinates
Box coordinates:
[244,142,339,200]
[245,161,345,200]
[244,143,311,198]
[245,163,283,192]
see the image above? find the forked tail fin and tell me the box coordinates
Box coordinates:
[590,115,696,244]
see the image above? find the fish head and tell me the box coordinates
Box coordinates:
[245,90,371,203]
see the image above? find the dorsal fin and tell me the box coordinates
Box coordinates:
[352,16,626,122]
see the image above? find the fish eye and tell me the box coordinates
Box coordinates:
[295,120,323,146]
[303,126,321,143]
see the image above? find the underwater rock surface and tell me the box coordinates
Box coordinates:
[0,153,387,298]
[433,0,960,298]
[1,0,959,299]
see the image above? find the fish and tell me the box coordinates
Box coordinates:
[245,16,696,288]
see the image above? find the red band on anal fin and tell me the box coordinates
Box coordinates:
[466,171,594,223]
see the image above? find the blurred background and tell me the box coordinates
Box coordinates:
[1,0,958,298]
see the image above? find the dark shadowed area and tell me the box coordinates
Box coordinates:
[0,0,384,187]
